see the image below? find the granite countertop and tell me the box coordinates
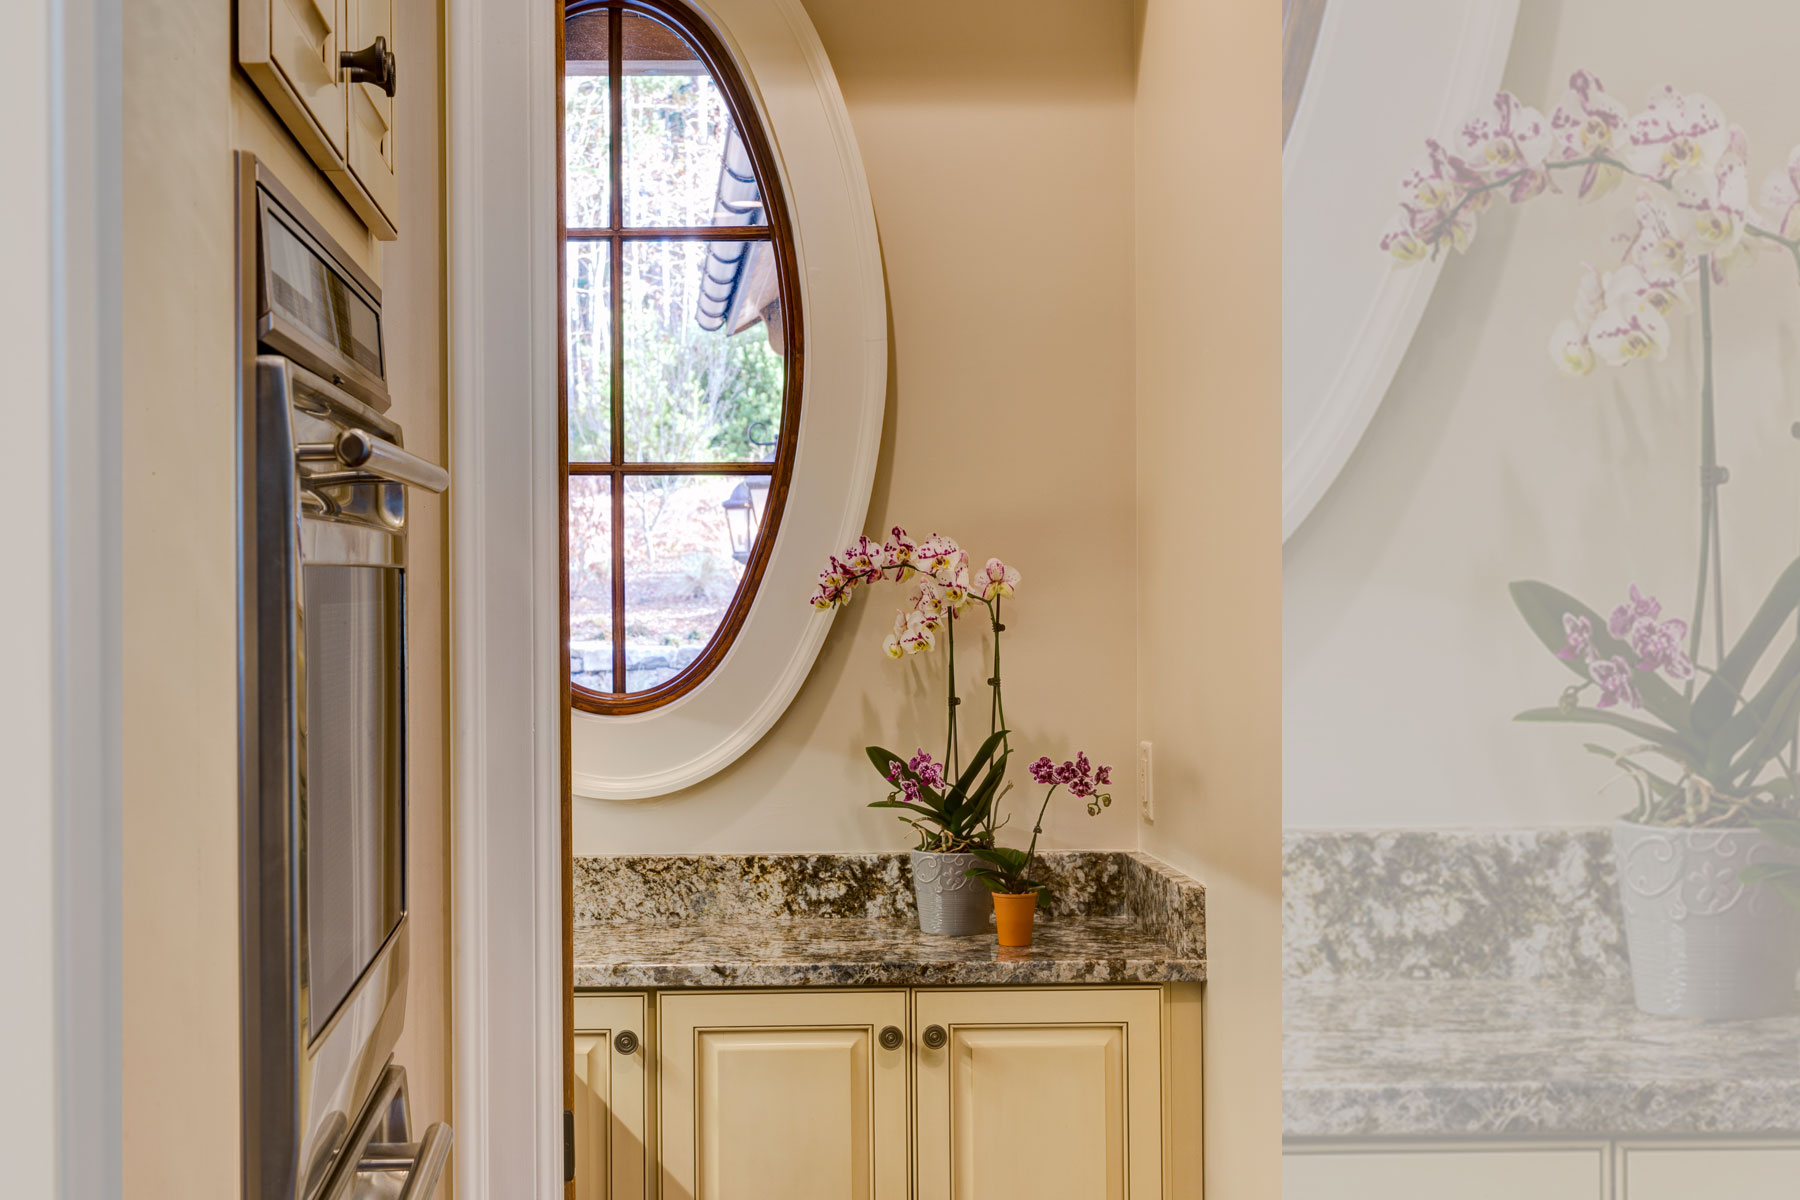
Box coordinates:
[1284,979,1800,1139]
[570,850,1205,990]
[572,914,1205,988]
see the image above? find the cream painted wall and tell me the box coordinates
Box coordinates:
[1135,1,1283,1198]
[573,0,1143,854]
[1284,0,1800,829]
[121,2,451,1195]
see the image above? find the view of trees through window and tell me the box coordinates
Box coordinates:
[562,2,794,710]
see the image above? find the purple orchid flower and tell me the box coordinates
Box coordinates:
[1590,655,1643,710]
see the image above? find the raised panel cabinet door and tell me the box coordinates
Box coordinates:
[1283,1145,1611,1200]
[573,993,653,1200]
[913,987,1163,1200]
[338,0,399,236]
[657,989,909,1200]
[240,0,350,163]
[1618,1142,1800,1200]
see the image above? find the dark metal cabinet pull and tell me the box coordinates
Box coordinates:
[921,1024,948,1050]
[341,35,398,97]
[878,1025,904,1050]
[614,1029,639,1055]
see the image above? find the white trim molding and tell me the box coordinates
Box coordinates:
[1281,0,1518,541]
[569,0,887,800]
[2,0,121,1194]
[448,0,565,1194]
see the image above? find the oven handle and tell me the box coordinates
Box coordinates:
[298,429,449,494]
[360,1123,454,1200]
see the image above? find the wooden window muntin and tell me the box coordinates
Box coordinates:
[559,0,804,715]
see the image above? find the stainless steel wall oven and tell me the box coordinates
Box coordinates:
[237,154,451,1200]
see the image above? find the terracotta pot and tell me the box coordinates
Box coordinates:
[992,891,1039,947]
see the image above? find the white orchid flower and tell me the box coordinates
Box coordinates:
[1761,146,1800,240]
[1621,85,1731,181]
[978,558,1021,601]
[1452,91,1553,198]
[1549,71,1629,200]
[1589,297,1672,367]
[1674,154,1753,257]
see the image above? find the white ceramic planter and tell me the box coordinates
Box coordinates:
[1613,818,1800,1020]
[909,850,991,936]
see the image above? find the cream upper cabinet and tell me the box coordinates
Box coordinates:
[913,987,1164,1200]
[239,0,399,239]
[572,994,653,1200]
[241,0,348,162]
[336,0,398,233]
[658,990,911,1200]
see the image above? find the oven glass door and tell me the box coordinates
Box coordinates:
[300,562,405,1040]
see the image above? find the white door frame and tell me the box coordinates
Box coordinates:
[2,0,122,1195]
[447,0,568,1193]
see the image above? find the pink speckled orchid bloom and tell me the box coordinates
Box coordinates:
[1761,146,1800,240]
[1590,655,1643,710]
[1556,613,1596,662]
[1621,85,1732,181]
[934,551,975,609]
[1608,585,1663,638]
[880,527,917,580]
[1632,616,1694,681]
[977,558,1020,601]
[1453,91,1554,200]
[913,533,961,578]
[1549,70,1629,200]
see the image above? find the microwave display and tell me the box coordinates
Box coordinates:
[263,208,383,377]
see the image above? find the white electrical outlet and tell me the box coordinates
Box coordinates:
[1137,740,1154,822]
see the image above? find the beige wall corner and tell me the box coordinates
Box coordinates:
[1133,0,1283,1195]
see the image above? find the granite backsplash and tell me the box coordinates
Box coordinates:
[1283,828,1627,982]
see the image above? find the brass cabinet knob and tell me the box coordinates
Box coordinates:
[613,1029,639,1055]
[921,1024,948,1050]
[878,1025,904,1050]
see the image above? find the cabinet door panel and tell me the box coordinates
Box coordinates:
[1283,1146,1609,1200]
[255,0,349,160]
[658,990,909,1200]
[1619,1143,1800,1200]
[914,987,1162,1200]
[573,993,651,1200]
[343,0,398,229]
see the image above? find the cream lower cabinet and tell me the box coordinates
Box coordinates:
[573,994,654,1200]
[575,985,1197,1200]
[1285,1140,1800,1200]
[914,987,1166,1200]
[658,989,911,1200]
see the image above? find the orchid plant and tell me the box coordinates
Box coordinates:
[811,527,1022,851]
[967,753,1113,896]
[1384,72,1800,830]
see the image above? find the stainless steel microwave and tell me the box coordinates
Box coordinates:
[237,154,451,1200]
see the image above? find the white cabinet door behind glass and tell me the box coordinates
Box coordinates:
[572,993,652,1200]
[657,990,909,1200]
[1284,1145,1611,1200]
[913,987,1164,1200]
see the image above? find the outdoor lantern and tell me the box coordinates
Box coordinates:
[721,479,770,565]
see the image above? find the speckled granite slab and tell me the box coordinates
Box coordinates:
[571,850,1204,989]
[572,915,1203,988]
[1284,979,1800,1138]
[1284,829,1625,981]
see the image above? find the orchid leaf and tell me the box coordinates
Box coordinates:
[1694,554,1800,737]
[1704,641,1800,778]
[1510,580,1693,735]
[1723,669,1800,786]
[1738,861,1800,910]
[952,729,1009,802]
[1514,706,1700,768]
